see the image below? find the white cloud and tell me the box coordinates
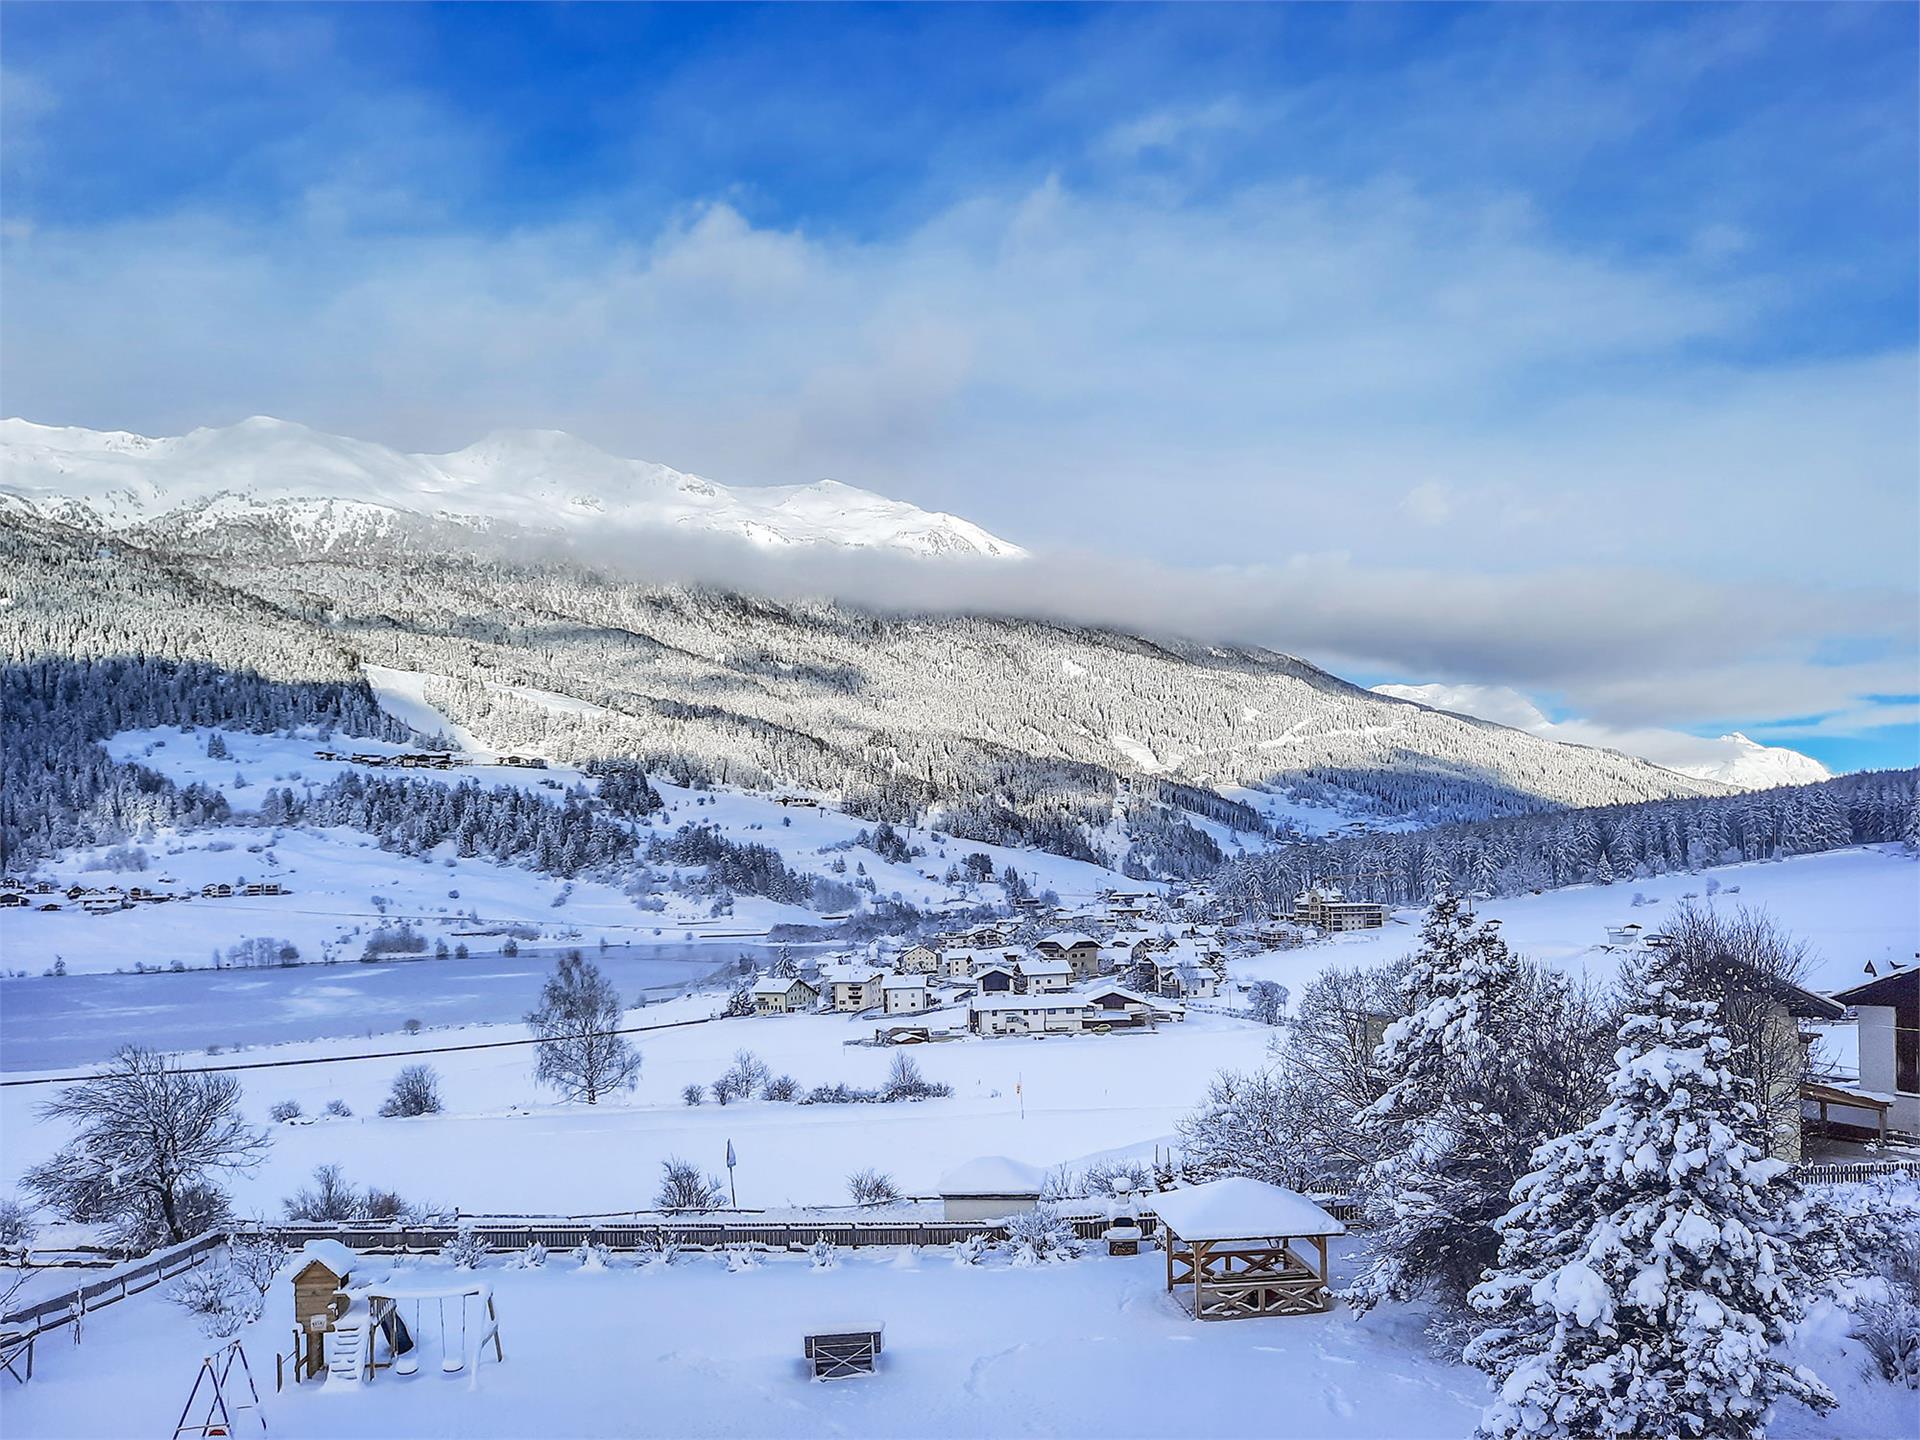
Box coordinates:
[1399,480,1454,527]
[1372,681,1833,787]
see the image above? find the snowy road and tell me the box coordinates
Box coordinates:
[0,943,792,1071]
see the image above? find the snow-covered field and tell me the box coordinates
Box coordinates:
[1237,844,1920,996]
[0,995,1274,1217]
[5,1230,1909,1440]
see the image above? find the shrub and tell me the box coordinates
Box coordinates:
[323,1099,352,1118]
[227,1236,289,1298]
[723,1243,761,1273]
[847,1168,903,1208]
[267,1100,303,1123]
[443,1226,488,1270]
[1082,1158,1154,1198]
[0,1196,38,1251]
[379,1064,442,1117]
[763,1073,799,1103]
[950,1233,989,1267]
[283,1164,359,1222]
[574,1239,611,1272]
[654,1157,725,1213]
[1855,1231,1920,1388]
[680,1084,705,1107]
[510,1242,549,1269]
[808,1235,838,1269]
[169,1265,248,1338]
[711,1049,770,1106]
[1006,1205,1079,1266]
[880,1053,951,1102]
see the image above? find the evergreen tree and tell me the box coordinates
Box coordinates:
[1464,952,1834,1440]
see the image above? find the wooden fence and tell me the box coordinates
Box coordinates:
[1797,1157,1920,1187]
[249,1215,1126,1253]
[0,1230,228,1381]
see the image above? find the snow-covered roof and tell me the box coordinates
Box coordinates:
[1147,1178,1346,1241]
[297,1239,360,1277]
[1020,957,1070,976]
[1040,931,1098,948]
[970,994,1088,1011]
[1084,985,1157,1006]
[881,973,926,991]
[751,976,811,996]
[939,1155,1048,1197]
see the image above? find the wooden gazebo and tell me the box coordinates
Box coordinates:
[1149,1178,1347,1321]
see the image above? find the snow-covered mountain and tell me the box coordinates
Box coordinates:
[1371,682,1829,792]
[1664,732,1833,790]
[0,416,1024,560]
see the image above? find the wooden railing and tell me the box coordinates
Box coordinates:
[246,1214,1125,1252]
[0,1230,228,1368]
[1797,1156,1920,1187]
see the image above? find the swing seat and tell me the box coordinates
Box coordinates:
[394,1353,419,1377]
[441,1355,465,1374]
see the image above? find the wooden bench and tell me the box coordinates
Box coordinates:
[803,1324,883,1380]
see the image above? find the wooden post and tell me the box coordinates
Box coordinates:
[1192,1239,1207,1320]
[1164,1229,1175,1293]
[1313,1235,1329,1287]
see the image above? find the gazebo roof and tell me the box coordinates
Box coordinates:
[1148,1178,1346,1241]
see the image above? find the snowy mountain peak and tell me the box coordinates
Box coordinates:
[0,416,1026,560]
[1372,682,1831,791]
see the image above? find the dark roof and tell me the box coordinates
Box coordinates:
[1829,969,1919,1010]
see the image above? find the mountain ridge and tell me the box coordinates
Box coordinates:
[0,416,1025,560]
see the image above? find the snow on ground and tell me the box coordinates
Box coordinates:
[7,1234,1907,1440]
[0,999,1276,1217]
[1229,844,1920,998]
[0,822,800,978]
[5,1243,1492,1440]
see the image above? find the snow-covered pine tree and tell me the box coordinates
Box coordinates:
[1349,889,1532,1316]
[1463,950,1834,1440]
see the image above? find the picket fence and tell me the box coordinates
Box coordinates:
[1796,1156,1920,1187]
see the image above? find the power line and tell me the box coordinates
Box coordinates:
[0,1012,722,1090]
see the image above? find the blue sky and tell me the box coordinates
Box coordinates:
[3,3,1915,772]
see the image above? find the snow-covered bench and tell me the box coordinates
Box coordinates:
[803,1323,883,1380]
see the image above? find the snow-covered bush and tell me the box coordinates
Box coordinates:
[169,1265,248,1338]
[509,1242,548,1269]
[322,1099,352,1118]
[379,1064,442,1118]
[723,1244,761,1273]
[880,1053,951,1102]
[267,1100,303,1123]
[1082,1159,1155,1199]
[0,1196,37,1251]
[443,1226,488,1270]
[712,1049,770,1105]
[846,1168,902,1207]
[808,1235,838,1269]
[640,1229,682,1268]
[763,1073,799,1103]
[1852,1230,1920,1387]
[1006,1206,1079,1266]
[226,1235,288,1299]
[950,1234,989,1266]
[574,1239,611,1272]
[654,1157,725,1213]
[680,1084,704,1107]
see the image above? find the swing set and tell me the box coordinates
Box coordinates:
[359,1282,504,1388]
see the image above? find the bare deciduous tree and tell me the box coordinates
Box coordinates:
[527,951,641,1105]
[22,1046,267,1250]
